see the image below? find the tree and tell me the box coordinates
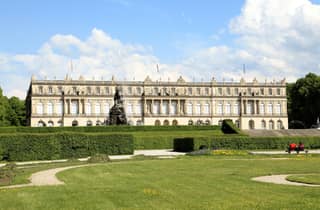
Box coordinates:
[0,87,10,126]
[287,73,320,128]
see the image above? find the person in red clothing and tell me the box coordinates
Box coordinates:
[288,143,297,154]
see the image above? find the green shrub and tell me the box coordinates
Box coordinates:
[0,125,221,134]
[221,119,242,134]
[173,138,194,152]
[0,133,133,161]
[88,154,110,163]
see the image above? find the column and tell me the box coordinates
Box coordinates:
[177,100,181,115]
[78,99,82,115]
[160,99,162,115]
[168,99,171,116]
[253,100,257,115]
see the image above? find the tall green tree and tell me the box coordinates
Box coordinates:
[287,73,320,128]
[0,87,10,126]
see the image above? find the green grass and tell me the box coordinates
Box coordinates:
[287,174,320,185]
[0,156,320,209]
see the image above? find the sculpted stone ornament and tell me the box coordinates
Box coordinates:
[108,86,127,125]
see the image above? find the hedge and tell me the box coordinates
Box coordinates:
[0,133,133,161]
[0,125,221,134]
[174,136,320,152]
[221,119,242,134]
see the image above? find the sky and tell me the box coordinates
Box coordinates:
[1,0,320,98]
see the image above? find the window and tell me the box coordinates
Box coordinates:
[261,120,266,129]
[260,88,264,95]
[58,86,63,94]
[127,87,132,95]
[162,101,169,114]
[38,120,45,127]
[86,103,91,115]
[249,120,255,129]
[87,120,93,126]
[136,103,142,114]
[196,88,201,95]
[170,101,177,115]
[37,103,44,114]
[127,103,133,114]
[233,103,240,115]
[172,120,178,126]
[136,87,142,95]
[247,101,253,114]
[235,120,240,128]
[227,88,231,95]
[269,88,273,95]
[277,88,281,95]
[104,103,110,114]
[72,120,78,127]
[47,102,53,115]
[154,88,159,96]
[234,88,239,95]
[155,120,161,126]
[56,101,63,115]
[171,88,176,95]
[195,104,201,115]
[268,103,273,114]
[218,120,223,126]
[188,120,193,125]
[105,87,109,95]
[87,87,91,94]
[218,88,222,95]
[203,103,210,114]
[247,88,252,95]
[188,88,192,95]
[187,103,193,115]
[48,121,54,127]
[225,103,231,114]
[72,87,77,94]
[163,120,169,126]
[260,103,265,114]
[217,103,223,114]
[269,120,274,130]
[71,101,79,115]
[48,87,53,94]
[153,101,160,114]
[275,103,281,114]
[277,120,283,129]
[38,86,43,94]
[205,88,209,95]
[95,103,101,115]
[96,87,100,95]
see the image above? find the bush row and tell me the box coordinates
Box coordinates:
[221,119,242,134]
[0,133,133,161]
[0,125,221,134]
[174,136,320,152]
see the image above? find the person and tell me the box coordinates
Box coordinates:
[297,142,304,154]
[288,143,297,154]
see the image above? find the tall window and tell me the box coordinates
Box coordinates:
[260,103,265,114]
[71,101,78,115]
[195,104,201,115]
[218,88,222,95]
[268,103,273,114]
[87,87,91,94]
[38,86,43,94]
[227,88,231,95]
[95,103,101,115]
[153,101,160,114]
[196,88,201,95]
[127,103,133,114]
[127,87,132,95]
[188,88,192,95]
[105,87,109,95]
[225,103,231,114]
[277,88,281,95]
[47,102,53,115]
[136,87,141,95]
[104,103,110,114]
[234,88,239,95]
[136,103,142,114]
[96,87,100,95]
[36,103,44,114]
[86,103,91,115]
[233,103,239,115]
[260,88,264,95]
[187,103,193,115]
[269,120,274,130]
[48,87,53,94]
[203,103,210,114]
[217,103,223,114]
[269,88,273,95]
[56,101,63,115]
[162,101,169,114]
[275,103,281,114]
[247,101,253,114]
[170,101,177,115]
[205,88,209,95]
[277,120,283,129]
[261,120,266,129]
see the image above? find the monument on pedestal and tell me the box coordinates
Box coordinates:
[108,86,127,125]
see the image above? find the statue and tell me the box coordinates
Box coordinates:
[108,86,127,125]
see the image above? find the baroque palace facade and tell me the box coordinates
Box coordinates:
[26,75,288,130]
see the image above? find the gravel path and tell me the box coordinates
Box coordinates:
[0,164,93,189]
[252,174,320,187]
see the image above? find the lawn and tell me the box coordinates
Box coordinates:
[287,174,320,185]
[0,155,319,209]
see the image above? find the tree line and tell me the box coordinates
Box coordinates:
[0,87,26,126]
[0,73,319,128]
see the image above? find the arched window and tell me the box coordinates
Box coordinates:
[188,120,193,125]
[261,120,266,129]
[218,120,223,126]
[47,102,53,115]
[87,120,93,126]
[136,120,143,126]
[196,120,203,125]
[205,119,211,125]
[37,103,44,115]
[163,120,169,126]
[72,120,78,127]
[48,120,54,127]
[128,120,134,125]
[96,120,102,126]
[155,120,161,126]
[269,120,274,130]
[38,120,45,127]
[235,120,240,128]
[172,119,178,126]
[57,120,63,127]
[277,120,283,129]
[249,120,255,129]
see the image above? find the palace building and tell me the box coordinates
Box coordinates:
[26,75,288,129]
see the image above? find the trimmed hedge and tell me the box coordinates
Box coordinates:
[173,138,194,152]
[174,136,320,151]
[0,125,221,134]
[0,133,133,161]
[221,119,242,134]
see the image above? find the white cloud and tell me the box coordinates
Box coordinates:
[1,0,320,99]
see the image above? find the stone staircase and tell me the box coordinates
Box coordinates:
[244,129,320,137]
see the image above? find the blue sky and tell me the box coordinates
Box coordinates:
[1,0,320,98]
